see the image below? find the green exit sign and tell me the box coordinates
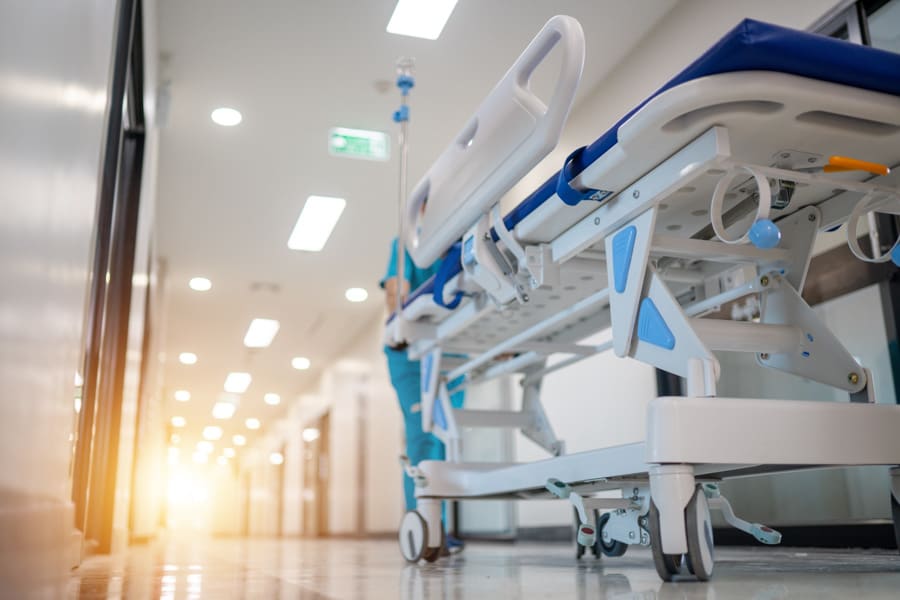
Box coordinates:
[328,127,390,161]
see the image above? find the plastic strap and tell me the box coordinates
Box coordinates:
[433,244,464,309]
[556,146,602,206]
[846,191,899,263]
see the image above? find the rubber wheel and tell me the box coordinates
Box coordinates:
[399,511,428,563]
[596,511,628,558]
[648,500,683,581]
[891,490,900,553]
[684,486,715,581]
[424,528,446,563]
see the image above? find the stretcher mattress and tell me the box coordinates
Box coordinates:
[399,18,900,314]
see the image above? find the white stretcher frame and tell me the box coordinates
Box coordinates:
[392,17,900,581]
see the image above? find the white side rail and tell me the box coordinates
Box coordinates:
[405,14,585,267]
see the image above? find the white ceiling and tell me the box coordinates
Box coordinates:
[154,0,678,450]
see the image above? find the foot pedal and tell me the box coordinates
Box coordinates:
[703,483,782,545]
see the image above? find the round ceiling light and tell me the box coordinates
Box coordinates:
[291,357,311,371]
[211,107,242,127]
[174,390,191,402]
[264,393,281,406]
[189,277,212,292]
[178,352,198,365]
[345,287,368,303]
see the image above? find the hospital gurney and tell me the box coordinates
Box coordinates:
[386,16,900,581]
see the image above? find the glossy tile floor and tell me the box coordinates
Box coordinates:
[69,536,900,599]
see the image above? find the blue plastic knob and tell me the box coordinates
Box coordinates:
[393,105,409,123]
[891,244,900,267]
[749,219,782,249]
[396,74,415,95]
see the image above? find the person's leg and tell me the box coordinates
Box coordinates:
[390,370,420,512]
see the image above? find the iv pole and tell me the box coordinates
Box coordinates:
[392,58,415,345]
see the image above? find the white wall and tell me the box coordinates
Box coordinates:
[0,0,117,593]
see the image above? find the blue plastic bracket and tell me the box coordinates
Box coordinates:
[637,298,676,350]
[556,146,610,206]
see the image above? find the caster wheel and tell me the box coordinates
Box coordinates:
[573,507,587,559]
[399,511,428,563]
[684,486,715,581]
[648,500,683,582]
[596,511,628,558]
[891,490,900,553]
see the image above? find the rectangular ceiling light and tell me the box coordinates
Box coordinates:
[212,402,237,419]
[224,372,252,394]
[386,0,458,40]
[243,318,280,348]
[287,196,346,252]
[328,127,389,161]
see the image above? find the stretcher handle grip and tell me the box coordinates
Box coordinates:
[824,156,890,177]
[510,14,585,120]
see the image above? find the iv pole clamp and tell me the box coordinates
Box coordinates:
[392,57,415,346]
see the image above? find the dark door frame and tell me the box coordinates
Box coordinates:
[72,0,147,554]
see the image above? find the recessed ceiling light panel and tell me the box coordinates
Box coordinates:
[189,277,212,291]
[211,107,242,127]
[386,0,458,40]
[243,318,280,348]
[224,372,252,394]
[171,416,186,428]
[287,196,346,252]
[245,418,261,430]
[345,287,368,303]
[178,352,198,365]
[203,426,223,441]
[264,393,281,406]
[174,390,191,402]
[291,357,311,371]
[232,434,247,446]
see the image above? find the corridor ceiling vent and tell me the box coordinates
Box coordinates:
[210,107,242,126]
[386,0,458,40]
[287,196,346,252]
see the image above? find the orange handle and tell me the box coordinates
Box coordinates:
[824,156,890,176]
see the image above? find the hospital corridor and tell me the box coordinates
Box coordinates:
[4,0,900,598]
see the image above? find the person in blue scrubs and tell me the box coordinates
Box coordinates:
[381,237,464,551]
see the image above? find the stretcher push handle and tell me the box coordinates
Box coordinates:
[404,15,585,268]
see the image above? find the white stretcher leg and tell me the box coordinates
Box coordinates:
[417,498,443,550]
[649,464,695,555]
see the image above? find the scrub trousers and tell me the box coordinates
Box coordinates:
[386,350,464,512]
